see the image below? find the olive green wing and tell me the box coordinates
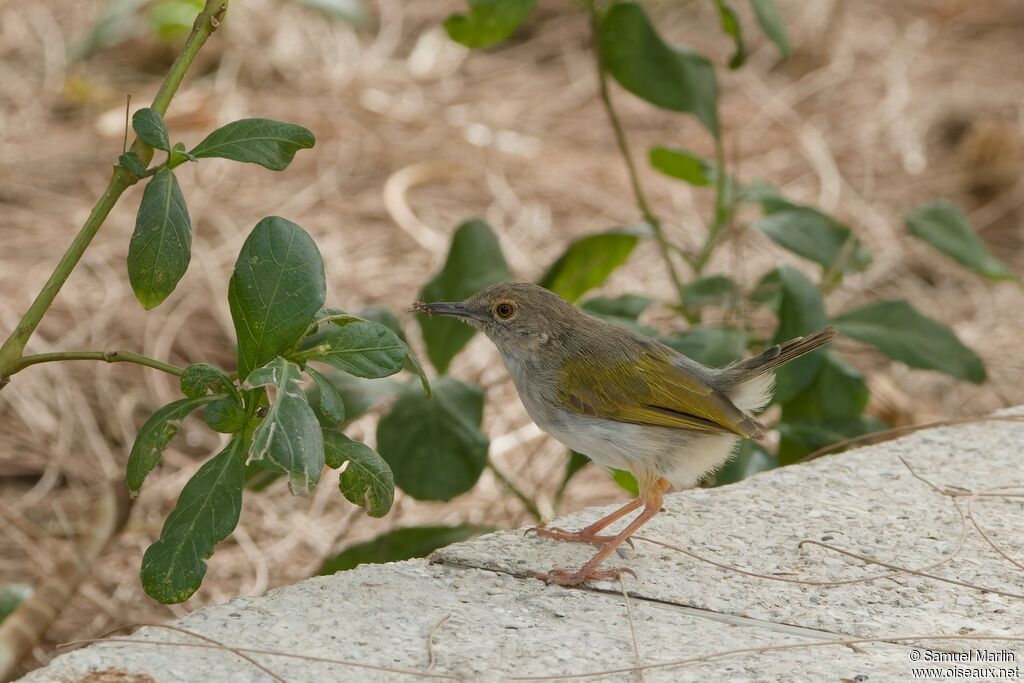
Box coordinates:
[556,349,765,438]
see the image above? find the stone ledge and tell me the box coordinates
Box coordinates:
[22,410,1024,682]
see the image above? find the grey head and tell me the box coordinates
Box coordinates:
[412,282,589,357]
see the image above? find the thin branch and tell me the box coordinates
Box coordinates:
[0,0,229,386]
[588,11,687,307]
[9,350,186,377]
[692,135,730,274]
[487,461,542,521]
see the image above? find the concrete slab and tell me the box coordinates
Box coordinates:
[20,412,1024,682]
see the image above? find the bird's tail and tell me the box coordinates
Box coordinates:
[723,326,837,383]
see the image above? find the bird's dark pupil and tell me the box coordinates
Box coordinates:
[498,304,512,317]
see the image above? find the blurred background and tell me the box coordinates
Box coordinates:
[1,0,1022,674]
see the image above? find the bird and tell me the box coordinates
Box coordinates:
[414,282,835,586]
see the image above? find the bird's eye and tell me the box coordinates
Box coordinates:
[494,302,515,319]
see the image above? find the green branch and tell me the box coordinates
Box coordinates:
[0,0,229,388]
[486,461,541,521]
[9,351,185,377]
[589,12,687,309]
[692,135,730,274]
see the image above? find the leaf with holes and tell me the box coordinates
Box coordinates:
[244,357,325,494]
[126,395,220,496]
[190,119,315,171]
[599,2,719,136]
[128,168,192,309]
[228,216,325,381]
[323,431,393,517]
[140,436,245,603]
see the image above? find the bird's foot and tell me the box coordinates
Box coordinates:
[525,525,634,548]
[529,566,637,587]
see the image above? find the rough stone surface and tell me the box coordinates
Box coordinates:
[22,412,1024,682]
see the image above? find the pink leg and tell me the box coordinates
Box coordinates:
[530,496,644,545]
[532,477,671,586]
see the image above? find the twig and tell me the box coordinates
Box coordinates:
[58,637,461,679]
[0,0,229,387]
[425,614,451,671]
[617,576,645,683]
[8,351,186,377]
[508,634,1024,681]
[588,10,687,307]
[487,461,542,521]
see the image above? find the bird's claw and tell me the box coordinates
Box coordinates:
[529,566,638,587]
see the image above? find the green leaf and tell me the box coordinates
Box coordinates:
[610,468,639,496]
[663,327,748,367]
[140,436,245,604]
[169,141,197,166]
[418,219,510,374]
[834,300,985,383]
[244,357,325,495]
[228,216,326,381]
[127,168,192,310]
[202,398,247,434]
[377,377,488,501]
[126,395,220,496]
[556,450,591,499]
[311,372,405,425]
[539,231,639,303]
[781,352,869,420]
[132,107,170,151]
[749,0,790,57]
[714,0,747,68]
[0,584,32,624]
[443,0,537,48]
[905,202,1015,280]
[599,2,719,136]
[649,146,716,186]
[712,441,776,486]
[750,268,781,309]
[306,366,345,426]
[357,305,408,342]
[179,363,235,400]
[776,416,885,465]
[118,152,148,177]
[580,294,652,320]
[290,318,407,379]
[323,431,394,517]
[189,119,315,171]
[684,275,736,308]
[772,266,830,401]
[319,525,491,574]
[754,207,871,273]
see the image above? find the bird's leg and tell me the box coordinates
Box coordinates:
[532,477,670,587]
[530,496,644,545]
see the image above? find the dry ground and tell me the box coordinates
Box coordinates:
[1,0,1022,674]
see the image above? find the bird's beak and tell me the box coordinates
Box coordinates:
[412,301,481,321]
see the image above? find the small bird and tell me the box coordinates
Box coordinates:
[414,283,835,586]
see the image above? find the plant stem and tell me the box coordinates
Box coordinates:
[693,135,730,275]
[487,461,541,521]
[0,0,229,387]
[10,351,186,377]
[589,13,687,309]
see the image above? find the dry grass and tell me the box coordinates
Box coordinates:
[0,0,1022,675]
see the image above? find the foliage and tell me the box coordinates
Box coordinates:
[419,0,1001,504]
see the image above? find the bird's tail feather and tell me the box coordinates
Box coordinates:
[725,326,837,382]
